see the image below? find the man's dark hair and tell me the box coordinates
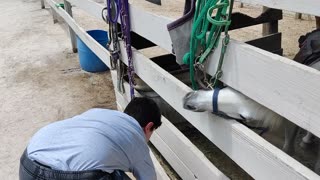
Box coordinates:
[124,97,162,130]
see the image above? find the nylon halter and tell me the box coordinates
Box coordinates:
[183,0,234,90]
[119,0,135,99]
[212,88,269,136]
[103,0,135,99]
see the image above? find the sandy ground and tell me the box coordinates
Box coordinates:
[0,0,116,179]
[0,0,318,179]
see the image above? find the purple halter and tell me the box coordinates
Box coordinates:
[106,0,135,99]
[119,0,135,99]
[106,0,120,23]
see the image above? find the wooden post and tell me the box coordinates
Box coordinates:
[316,16,320,29]
[64,0,78,53]
[41,0,45,9]
[295,13,302,19]
[239,3,244,8]
[262,7,279,36]
[51,7,58,24]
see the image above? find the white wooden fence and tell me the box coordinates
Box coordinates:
[41,0,320,179]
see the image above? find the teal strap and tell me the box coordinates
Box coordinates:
[55,3,64,9]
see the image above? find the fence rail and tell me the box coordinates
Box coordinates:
[43,0,320,179]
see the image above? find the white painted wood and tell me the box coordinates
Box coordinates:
[46,0,111,68]
[205,38,320,140]
[64,0,320,142]
[150,150,171,180]
[67,0,104,20]
[67,0,173,52]
[57,1,320,140]
[45,1,320,178]
[154,119,229,180]
[151,132,198,180]
[116,42,320,180]
[238,0,320,17]
[111,70,227,180]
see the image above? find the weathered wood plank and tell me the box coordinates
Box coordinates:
[228,8,282,30]
[262,7,279,36]
[117,41,319,180]
[64,0,78,53]
[246,32,282,55]
[111,71,227,180]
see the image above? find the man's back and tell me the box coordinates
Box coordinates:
[27,109,153,176]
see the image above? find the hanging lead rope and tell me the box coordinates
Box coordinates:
[103,0,134,98]
[183,0,234,90]
[119,0,135,99]
[102,0,125,93]
[102,0,120,70]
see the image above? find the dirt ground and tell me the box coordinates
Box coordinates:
[0,0,318,179]
[0,0,116,179]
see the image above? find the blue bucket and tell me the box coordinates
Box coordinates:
[77,30,109,72]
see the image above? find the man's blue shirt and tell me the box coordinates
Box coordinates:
[27,108,156,180]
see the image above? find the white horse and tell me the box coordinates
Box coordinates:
[183,29,320,173]
[183,87,283,129]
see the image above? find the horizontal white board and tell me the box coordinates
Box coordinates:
[67,0,173,52]
[117,41,319,180]
[46,1,320,179]
[45,0,111,68]
[65,0,320,140]
[206,39,320,140]
[111,71,228,180]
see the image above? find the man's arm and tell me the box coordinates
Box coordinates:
[132,158,157,180]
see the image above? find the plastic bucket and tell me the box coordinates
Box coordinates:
[77,30,109,72]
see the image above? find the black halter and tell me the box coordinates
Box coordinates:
[212,88,269,136]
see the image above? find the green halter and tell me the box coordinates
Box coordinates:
[183,0,234,89]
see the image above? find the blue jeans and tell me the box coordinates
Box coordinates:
[19,150,129,180]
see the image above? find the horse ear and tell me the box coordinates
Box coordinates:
[298,35,307,48]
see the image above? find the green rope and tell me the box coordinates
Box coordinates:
[55,3,64,9]
[183,0,234,89]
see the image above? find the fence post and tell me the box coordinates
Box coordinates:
[51,7,58,24]
[262,7,279,36]
[64,0,78,53]
[295,13,302,19]
[41,0,45,9]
